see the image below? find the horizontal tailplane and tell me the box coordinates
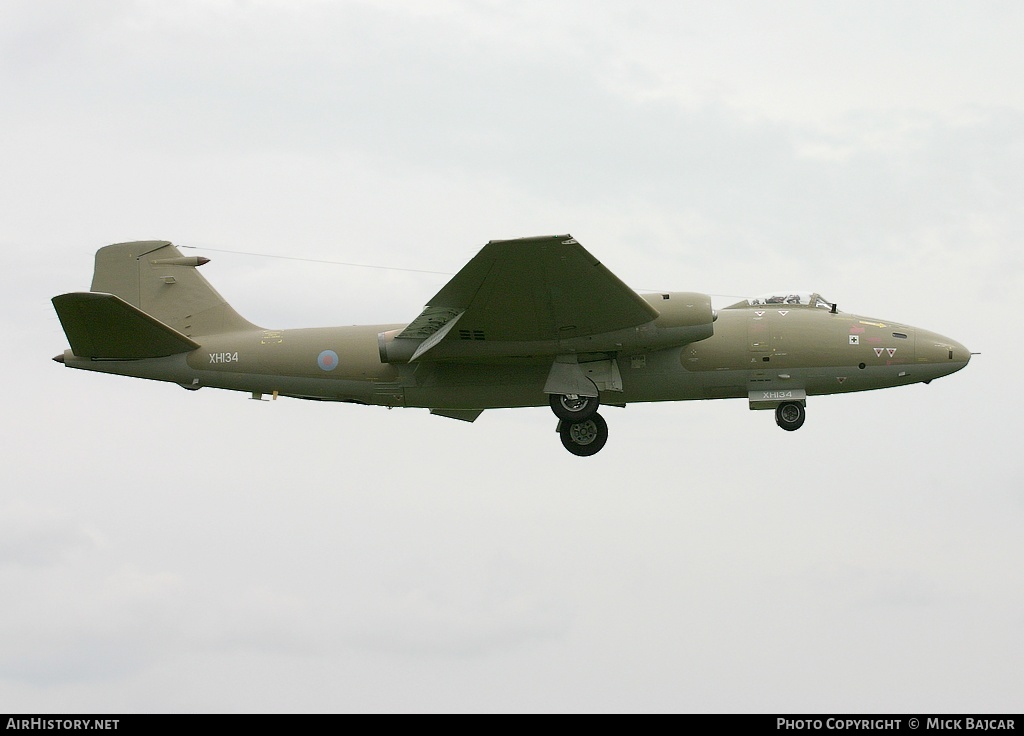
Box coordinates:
[52,292,200,359]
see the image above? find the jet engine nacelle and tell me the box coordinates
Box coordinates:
[378,329,421,363]
[644,291,716,330]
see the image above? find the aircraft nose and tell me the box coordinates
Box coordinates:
[917,330,971,373]
[951,340,971,365]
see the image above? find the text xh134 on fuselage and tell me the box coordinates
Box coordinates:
[51,236,971,456]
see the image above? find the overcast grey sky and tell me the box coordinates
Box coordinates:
[1,0,1021,713]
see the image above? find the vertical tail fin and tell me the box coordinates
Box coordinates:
[91,241,260,336]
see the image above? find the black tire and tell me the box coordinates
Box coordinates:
[775,401,806,431]
[559,412,609,456]
[549,392,600,421]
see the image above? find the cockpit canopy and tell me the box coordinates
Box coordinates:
[727,292,834,310]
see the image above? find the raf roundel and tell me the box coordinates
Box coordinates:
[317,349,339,371]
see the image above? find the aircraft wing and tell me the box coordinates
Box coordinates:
[397,235,657,360]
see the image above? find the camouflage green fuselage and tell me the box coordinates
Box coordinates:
[60,299,970,412]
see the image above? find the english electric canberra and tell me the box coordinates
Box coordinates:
[51,236,971,455]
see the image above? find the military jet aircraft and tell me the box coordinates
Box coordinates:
[52,235,970,456]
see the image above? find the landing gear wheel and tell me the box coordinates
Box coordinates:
[775,401,806,432]
[549,392,600,421]
[559,412,608,456]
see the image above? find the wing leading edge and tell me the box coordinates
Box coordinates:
[397,235,657,360]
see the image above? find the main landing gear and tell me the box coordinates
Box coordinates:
[549,392,607,456]
[558,413,609,456]
[549,392,600,421]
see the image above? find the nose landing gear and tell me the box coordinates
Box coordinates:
[775,401,806,431]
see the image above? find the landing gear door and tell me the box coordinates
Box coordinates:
[748,388,806,410]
